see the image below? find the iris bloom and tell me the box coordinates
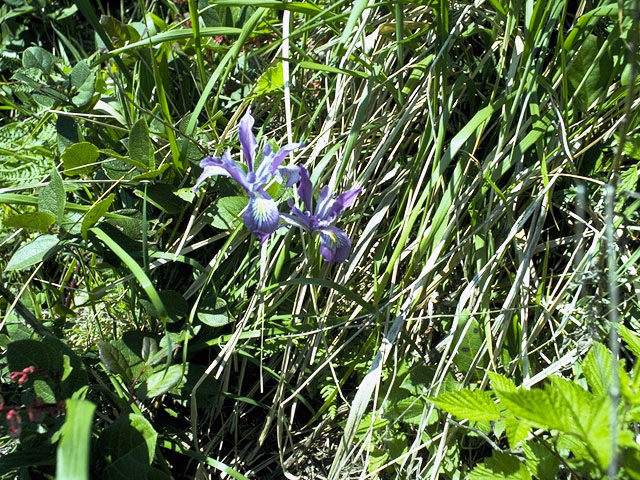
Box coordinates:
[283,166,361,263]
[193,110,303,243]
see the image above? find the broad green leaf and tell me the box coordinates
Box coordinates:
[57,115,80,152]
[97,340,134,383]
[452,317,483,372]
[429,388,500,422]
[567,34,613,111]
[198,297,233,327]
[62,142,99,177]
[254,62,283,96]
[81,194,114,240]
[469,451,532,480]
[581,342,612,397]
[98,414,157,480]
[56,399,96,480]
[205,196,247,230]
[5,234,59,271]
[69,60,91,88]
[39,167,66,222]
[139,364,184,399]
[23,46,56,75]
[5,212,56,232]
[129,119,154,170]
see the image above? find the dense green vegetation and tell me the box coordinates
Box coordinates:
[1,0,639,478]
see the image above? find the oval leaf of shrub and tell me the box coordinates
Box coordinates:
[81,194,114,240]
[5,211,56,232]
[204,196,247,230]
[129,118,154,170]
[97,340,134,383]
[198,297,232,327]
[98,413,157,480]
[23,46,56,75]
[6,234,59,271]
[139,364,184,399]
[62,142,99,177]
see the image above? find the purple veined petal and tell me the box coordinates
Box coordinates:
[280,212,312,231]
[255,142,304,186]
[318,225,352,263]
[193,153,250,192]
[324,187,362,223]
[242,194,280,243]
[275,164,301,188]
[296,165,313,212]
[192,156,225,192]
[219,151,252,192]
[239,109,257,171]
[314,185,332,219]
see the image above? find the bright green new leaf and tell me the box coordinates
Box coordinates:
[581,342,612,397]
[62,142,99,176]
[255,62,284,96]
[429,388,500,422]
[5,212,56,232]
[619,324,640,358]
[469,451,532,480]
[56,399,96,480]
[39,167,66,222]
[204,196,247,230]
[5,234,59,271]
[81,194,114,240]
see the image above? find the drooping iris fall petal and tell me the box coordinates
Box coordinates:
[318,226,352,263]
[242,195,280,243]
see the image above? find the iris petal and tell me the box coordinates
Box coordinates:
[193,152,250,192]
[239,110,257,171]
[255,142,304,185]
[297,165,313,212]
[318,225,352,263]
[242,194,280,243]
[276,164,302,188]
[324,187,362,223]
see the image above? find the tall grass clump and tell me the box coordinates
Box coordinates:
[0,0,639,478]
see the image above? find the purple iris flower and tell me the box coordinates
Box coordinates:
[193,110,304,243]
[282,166,362,263]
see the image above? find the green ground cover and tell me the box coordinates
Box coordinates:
[1,0,639,478]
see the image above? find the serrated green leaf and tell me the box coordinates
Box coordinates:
[5,211,56,232]
[489,371,517,393]
[430,388,500,422]
[581,342,612,397]
[139,365,183,399]
[56,399,96,480]
[505,416,532,449]
[129,119,154,170]
[39,167,66,222]
[62,142,99,176]
[5,234,59,271]
[98,414,157,479]
[620,324,640,358]
[469,451,532,480]
[81,194,114,240]
[97,340,134,383]
[496,387,568,431]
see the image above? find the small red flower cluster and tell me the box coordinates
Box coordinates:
[9,366,36,384]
